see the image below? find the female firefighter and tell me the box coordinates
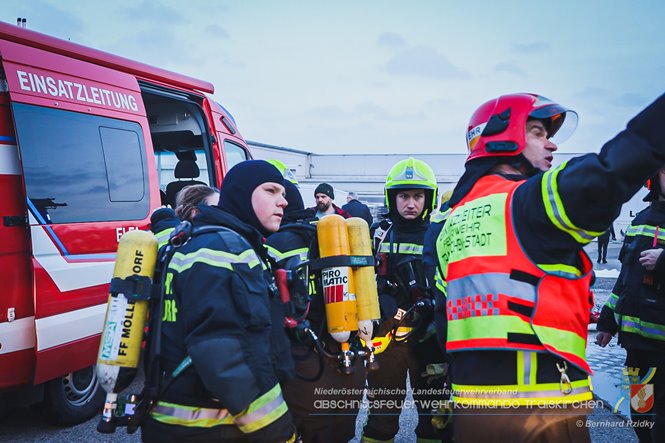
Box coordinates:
[362,157,450,443]
[141,160,297,443]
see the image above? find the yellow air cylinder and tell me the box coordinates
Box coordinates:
[317,214,358,343]
[346,217,380,340]
[96,230,158,433]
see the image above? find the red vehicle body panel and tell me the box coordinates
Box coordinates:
[0,21,250,398]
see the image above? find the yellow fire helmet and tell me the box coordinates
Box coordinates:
[384,157,438,213]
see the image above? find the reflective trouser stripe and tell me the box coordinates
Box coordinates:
[452,378,592,406]
[234,383,289,433]
[151,401,234,427]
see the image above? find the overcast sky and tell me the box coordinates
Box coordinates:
[5,0,664,154]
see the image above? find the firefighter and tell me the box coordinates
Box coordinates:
[434,92,665,442]
[362,157,449,443]
[596,168,665,442]
[265,180,365,443]
[141,160,297,443]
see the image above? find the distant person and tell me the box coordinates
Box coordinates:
[310,183,350,219]
[597,223,616,264]
[596,167,665,442]
[174,184,219,221]
[342,191,373,225]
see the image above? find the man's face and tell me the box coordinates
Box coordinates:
[315,193,332,212]
[523,120,558,172]
[395,189,425,220]
[252,182,287,232]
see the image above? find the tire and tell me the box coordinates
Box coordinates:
[36,365,105,426]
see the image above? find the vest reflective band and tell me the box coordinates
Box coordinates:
[620,315,665,341]
[437,175,593,374]
[151,401,234,427]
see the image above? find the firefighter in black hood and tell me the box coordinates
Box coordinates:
[141,160,297,443]
[265,179,365,443]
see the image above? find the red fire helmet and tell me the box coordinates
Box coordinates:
[466,93,578,162]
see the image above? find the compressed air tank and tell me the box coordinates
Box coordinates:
[96,230,158,433]
[316,214,358,343]
[346,217,380,339]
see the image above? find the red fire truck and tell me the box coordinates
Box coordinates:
[0,21,251,424]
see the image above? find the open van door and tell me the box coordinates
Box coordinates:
[0,40,154,423]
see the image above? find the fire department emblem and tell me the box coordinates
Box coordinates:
[630,383,654,413]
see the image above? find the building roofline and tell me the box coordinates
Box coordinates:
[247,140,313,155]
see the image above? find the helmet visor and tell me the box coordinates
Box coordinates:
[529,102,578,145]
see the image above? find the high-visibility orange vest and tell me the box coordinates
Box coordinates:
[437,174,594,373]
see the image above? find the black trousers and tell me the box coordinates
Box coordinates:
[625,349,665,443]
[363,335,450,442]
[453,405,591,443]
[142,419,249,443]
[282,343,366,443]
[597,237,610,262]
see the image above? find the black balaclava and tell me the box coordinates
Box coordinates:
[282,180,314,224]
[218,160,284,234]
[284,180,304,214]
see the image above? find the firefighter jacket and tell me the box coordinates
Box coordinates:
[434,93,665,406]
[150,208,179,249]
[598,201,665,350]
[152,205,294,442]
[372,215,431,343]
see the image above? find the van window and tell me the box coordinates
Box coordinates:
[224,140,249,169]
[12,104,149,224]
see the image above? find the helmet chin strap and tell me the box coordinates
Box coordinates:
[499,154,539,177]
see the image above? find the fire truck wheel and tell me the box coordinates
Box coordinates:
[36,365,105,425]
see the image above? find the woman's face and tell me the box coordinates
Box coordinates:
[251,182,287,232]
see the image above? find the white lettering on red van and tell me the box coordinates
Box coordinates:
[116,227,139,243]
[15,70,140,113]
